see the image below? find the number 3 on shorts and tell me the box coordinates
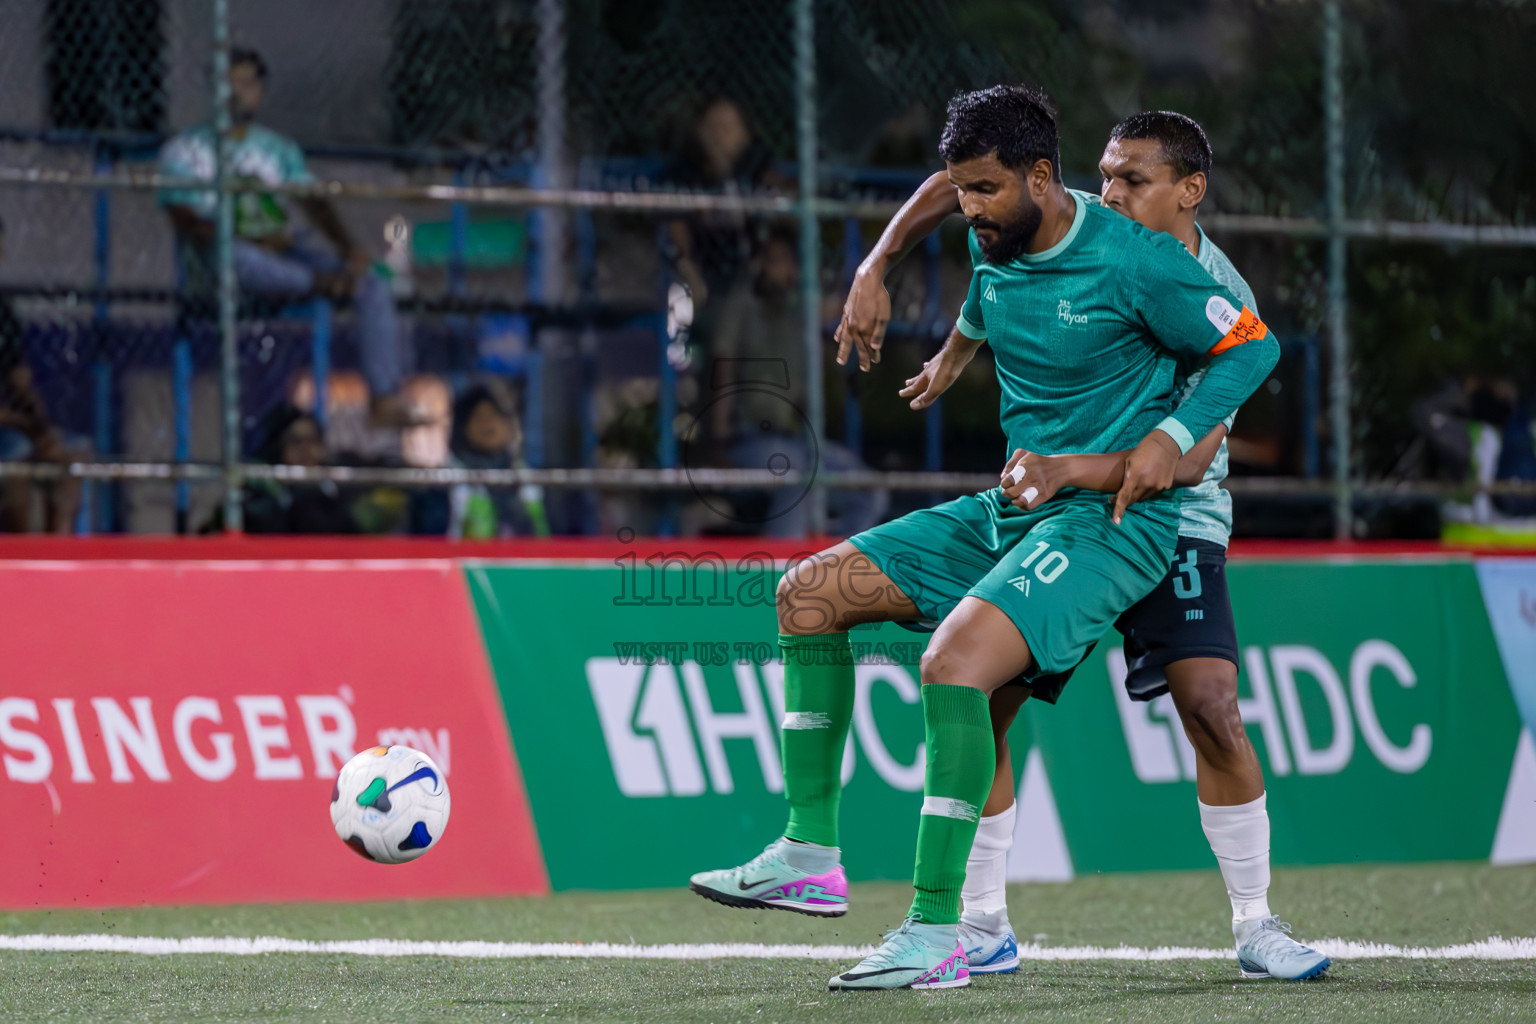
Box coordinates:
[1172,547,1202,599]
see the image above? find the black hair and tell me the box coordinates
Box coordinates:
[454,383,511,425]
[1109,110,1212,179]
[253,403,318,464]
[938,84,1060,178]
[451,382,519,463]
[230,46,268,80]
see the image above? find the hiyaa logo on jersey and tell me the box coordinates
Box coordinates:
[984,283,998,303]
[586,658,926,797]
[1110,639,1432,784]
[1057,299,1088,325]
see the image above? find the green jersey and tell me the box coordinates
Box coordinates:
[955,189,1276,508]
[158,124,314,240]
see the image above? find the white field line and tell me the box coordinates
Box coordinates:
[0,934,1534,961]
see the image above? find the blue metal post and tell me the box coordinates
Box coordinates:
[448,169,469,299]
[925,398,943,473]
[92,361,113,533]
[523,352,545,469]
[576,209,597,304]
[1303,334,1321,479]
[840,216,862,286]
[310,299,332,429]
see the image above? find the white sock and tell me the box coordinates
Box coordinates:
[779,837,839,874]
[961,803,1015,921]
[1199,793,1273,928]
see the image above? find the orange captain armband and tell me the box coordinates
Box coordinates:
[1204,296,1269,356]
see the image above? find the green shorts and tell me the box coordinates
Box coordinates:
[847,488,1177,701]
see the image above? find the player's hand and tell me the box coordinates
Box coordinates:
[898,346,966,410]
[1112,430,1182,524]
[834,266,890,371]
[1000,450,1072,510]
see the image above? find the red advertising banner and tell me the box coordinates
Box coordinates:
[0,561,547,907]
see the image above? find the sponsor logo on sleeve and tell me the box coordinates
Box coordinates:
[1206,297,1268,355]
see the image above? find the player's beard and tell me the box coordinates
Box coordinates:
[970,198,1043,265]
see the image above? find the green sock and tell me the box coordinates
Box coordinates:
[779,631,855,848]
[910,683,993,925]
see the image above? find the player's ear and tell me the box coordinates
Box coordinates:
[1180,171,1207,211]
[1027,157,1054,200]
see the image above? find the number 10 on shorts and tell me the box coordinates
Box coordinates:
[1008,540,1069,595]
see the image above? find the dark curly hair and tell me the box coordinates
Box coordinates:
[938,84,1060,179]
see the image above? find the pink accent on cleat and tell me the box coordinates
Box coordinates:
[761,865,849,914]
[912,943,971,990]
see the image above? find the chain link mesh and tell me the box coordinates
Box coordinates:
[0,0,1532,538]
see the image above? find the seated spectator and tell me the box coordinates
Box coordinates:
[412,383,549,539]
[202,404,357,534]
[157,47,413,428]
[0,215,88,533]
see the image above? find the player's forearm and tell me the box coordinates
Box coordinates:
[1174,426,1228,485]
[940,325,985,363]
[1158,336,1279,454]
[1050,453,1127,494]
[858,171,959,280]
[1050,424,1226,495]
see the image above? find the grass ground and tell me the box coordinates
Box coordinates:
[1,862,1533,1023]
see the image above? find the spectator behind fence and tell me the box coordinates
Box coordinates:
[664,96,779,330]
[1414,374,1536,526]
[412,383,549,540]
[0,215,88,533]
[704,229,888,538]
[202,404,357,534]
[157,47,414,428]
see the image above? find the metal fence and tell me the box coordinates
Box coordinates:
[0,0,1533,540]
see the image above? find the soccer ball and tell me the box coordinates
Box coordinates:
[330,745,450,864]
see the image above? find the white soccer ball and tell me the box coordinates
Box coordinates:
[330,745,450,865]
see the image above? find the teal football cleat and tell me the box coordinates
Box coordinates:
[1235,917,1331,980]
[959,909,1019,974]
[689,839,848,917]
[828,917,969,991]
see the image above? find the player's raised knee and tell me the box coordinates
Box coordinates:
[776,549,846,634]
[919,637,987,690]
